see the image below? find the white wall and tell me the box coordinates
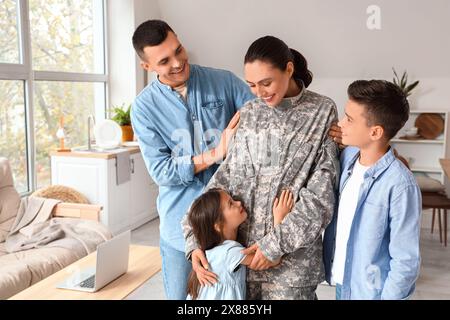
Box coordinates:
[107,0,161,109]
[153,0,450,116]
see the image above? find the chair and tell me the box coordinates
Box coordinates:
[422,191,449,247]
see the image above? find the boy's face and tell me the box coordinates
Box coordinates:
[338,99,380,148]
[140,31,190,88]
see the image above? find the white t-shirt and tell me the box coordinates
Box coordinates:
[331,158,370,285]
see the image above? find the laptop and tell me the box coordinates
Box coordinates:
[56,230,130,292]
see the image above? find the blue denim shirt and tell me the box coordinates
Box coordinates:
[323,146,422,300]
[131,64,254,252]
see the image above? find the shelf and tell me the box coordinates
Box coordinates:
[411,166,442,173]
[391,138,444,144]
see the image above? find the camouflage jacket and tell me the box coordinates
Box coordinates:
[183,87,339,287]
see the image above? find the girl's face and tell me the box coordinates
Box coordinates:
[219,191,247,232]
[244,60,293,107]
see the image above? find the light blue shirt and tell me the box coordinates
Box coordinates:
[323,146,422,300]
[188,240,246,300]
[131,64,254,251]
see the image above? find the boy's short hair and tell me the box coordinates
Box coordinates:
[132,20,174,60]
[348,80,409,140]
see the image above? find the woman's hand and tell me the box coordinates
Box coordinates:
[191,249,219,286]
[328,122,346,149]
[215,111,240,160]
[241,244,281,271]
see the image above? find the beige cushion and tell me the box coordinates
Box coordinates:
[0,242,8,257]
[416,176,445,192]
[0,257,32,299]
[0,158,21,242]
[11,246,82,284]
[0,246,89,299]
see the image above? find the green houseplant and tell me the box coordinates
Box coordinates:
[392,68,419,97]
[111,104,133,142]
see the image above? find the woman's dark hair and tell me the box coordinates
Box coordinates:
[132,19,174,60]
[244,36,313,88]
[186,188,225,300]
[347,80,410,140]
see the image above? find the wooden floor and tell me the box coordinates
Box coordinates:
[128,209,450,300]
[413,209,450,299]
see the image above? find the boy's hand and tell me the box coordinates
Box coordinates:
[328,122,346,149]
[273,189,294,225]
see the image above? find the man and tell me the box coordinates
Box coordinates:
[131,20,253,299]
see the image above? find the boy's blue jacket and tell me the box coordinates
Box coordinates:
[323,146,422,300]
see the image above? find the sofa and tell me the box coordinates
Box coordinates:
[0,158,112,299]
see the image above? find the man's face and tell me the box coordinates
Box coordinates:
[140,31,190,87]
[338,99,379,148]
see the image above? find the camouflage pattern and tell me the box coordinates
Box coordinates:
[246,282,318,300]
[183,87,339,291]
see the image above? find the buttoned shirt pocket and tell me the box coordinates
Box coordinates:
[201,100,227,130]
[202,100,224,109]
[358,202,388,239]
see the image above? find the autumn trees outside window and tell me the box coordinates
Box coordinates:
[0,0,107,194]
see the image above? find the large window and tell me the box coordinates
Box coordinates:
[0,0,20,64]
[0,80,27,193]
[0,0,107,194]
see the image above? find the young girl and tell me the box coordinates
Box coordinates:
[186,188,293,300]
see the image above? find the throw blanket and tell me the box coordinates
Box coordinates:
[5,197,111,256]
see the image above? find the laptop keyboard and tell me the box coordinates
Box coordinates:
[79,275,96,288]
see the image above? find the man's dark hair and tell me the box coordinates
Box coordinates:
[132,20,174,60]
[347,80,409,140]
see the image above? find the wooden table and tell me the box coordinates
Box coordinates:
[9,245,161,300]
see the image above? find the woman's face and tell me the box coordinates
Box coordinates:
[245,60,293,107]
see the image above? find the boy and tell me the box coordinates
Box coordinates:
[323,80,421,300]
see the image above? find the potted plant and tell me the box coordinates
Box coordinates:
[111,104,134,142]
[392,68,419,97]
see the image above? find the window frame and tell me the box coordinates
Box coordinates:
[0,0,109,196]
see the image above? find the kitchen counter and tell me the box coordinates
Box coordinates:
[50,146,140,160]
[51,145,158,234]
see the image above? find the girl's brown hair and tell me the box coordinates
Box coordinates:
[186,188,225,299]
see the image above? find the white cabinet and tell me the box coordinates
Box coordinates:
[391,110,450,194]
[51,149,158,235]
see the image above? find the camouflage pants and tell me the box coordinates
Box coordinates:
[246,282,318,300]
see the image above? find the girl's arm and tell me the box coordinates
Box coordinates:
[273,190,294,226]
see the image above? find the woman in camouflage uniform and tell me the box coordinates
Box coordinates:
[184,36,339,300]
